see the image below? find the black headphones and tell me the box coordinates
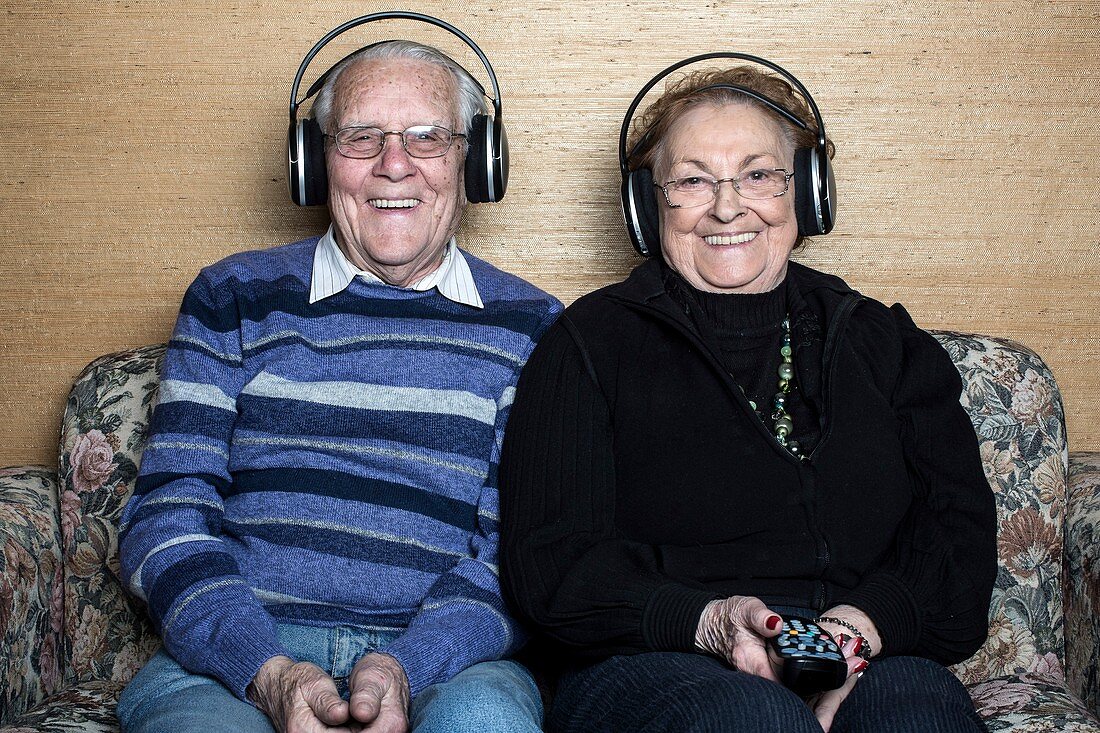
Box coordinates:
[287,11,508,207]
[619,53,836,256]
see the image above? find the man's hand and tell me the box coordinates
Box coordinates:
[248,655,359,733]
[346,653,410,733]
[694,596,784,683]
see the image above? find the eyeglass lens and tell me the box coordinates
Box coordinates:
[334,126,459,159]
[662,170,790,206]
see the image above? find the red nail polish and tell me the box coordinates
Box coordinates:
[854,659,869,674]
[766,615,781,630]
[851,637,864,656]
[835,633,850,646]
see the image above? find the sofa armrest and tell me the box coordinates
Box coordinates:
[0,466,63,725]
[1066,450,1100,719]
[1064,449,1100,717]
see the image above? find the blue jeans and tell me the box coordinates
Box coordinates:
[117,624,543,733]
[548,652,986,733]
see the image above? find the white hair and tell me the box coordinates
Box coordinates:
[311,40,487,135]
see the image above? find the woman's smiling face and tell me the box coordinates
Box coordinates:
[655,102,799,294]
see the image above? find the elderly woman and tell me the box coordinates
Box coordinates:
[499,56,995,733]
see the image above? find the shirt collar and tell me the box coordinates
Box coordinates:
[309,225,483,308]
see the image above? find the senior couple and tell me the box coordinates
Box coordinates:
[116,18,995,733]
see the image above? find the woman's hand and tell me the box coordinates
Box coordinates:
[814,604,881,661]
[807,604,878,730]
[694,596,784,683]
[809,634,869,732]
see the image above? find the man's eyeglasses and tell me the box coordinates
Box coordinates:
[326,125,467,159]
[654,169,794,208]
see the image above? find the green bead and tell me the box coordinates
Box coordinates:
[781,345,792,358]
[777,363,794,381]
[775,417,794,434]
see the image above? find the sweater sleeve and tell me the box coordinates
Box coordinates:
[118,270,289,700]
[836,305,996,664]
[499,318,720,659]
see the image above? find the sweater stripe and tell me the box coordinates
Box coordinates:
[231,435,487,477]
[226,469,478,532]
[159,379,237,411]
[242,331,526,368]
[240,372,499,425]
[235,397,493,455]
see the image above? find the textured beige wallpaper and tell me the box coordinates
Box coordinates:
[1,0,1097,467]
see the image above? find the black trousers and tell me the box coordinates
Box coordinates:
[548,652,987,733]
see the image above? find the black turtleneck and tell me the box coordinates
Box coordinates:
[663,266,820,454]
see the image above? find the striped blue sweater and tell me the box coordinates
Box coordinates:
[119,237,562,700]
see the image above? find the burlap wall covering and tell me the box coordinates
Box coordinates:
[0,1,1097,466]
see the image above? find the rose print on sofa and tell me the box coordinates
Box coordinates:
[69,430,117,494]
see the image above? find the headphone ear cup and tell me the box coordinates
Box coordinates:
[620,168,662,256]
[463,114,508,204]
[794,147,835,236]
[492,116,508,202]
[464,115,490,203]
[288,118,328,207]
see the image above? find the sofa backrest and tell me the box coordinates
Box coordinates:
[56,333,1068,687]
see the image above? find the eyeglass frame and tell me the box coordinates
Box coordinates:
[654,168,795,208]
[324,125,469,160]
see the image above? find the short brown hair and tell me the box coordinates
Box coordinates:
[626,65,833,175]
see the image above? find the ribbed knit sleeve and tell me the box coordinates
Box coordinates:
[118,269,288,700]
[836,305,996,664]
[499,318,719,658]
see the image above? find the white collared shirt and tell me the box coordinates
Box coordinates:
[309,225,484,308]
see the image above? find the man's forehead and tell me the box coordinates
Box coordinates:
[337,58,455,97]
[332,58,458,121]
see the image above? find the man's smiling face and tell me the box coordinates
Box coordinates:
[325,57,466,287]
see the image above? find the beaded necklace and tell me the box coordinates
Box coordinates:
[746,316,802,458]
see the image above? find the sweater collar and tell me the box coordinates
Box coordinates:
[662,264,789,333]
[309,225,484,308]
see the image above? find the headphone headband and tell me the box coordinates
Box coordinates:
[618,52,828,178]
[288,11,503,130]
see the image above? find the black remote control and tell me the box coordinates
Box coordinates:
[768,616,848,696]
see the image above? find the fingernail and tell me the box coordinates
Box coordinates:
[835,633,850,646]
[854,659,869,674]
[851,637,864,656]
[766,615,781,630]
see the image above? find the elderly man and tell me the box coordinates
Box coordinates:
[116,38,561,733]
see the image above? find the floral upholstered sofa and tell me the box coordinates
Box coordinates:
[1,334,1099,732]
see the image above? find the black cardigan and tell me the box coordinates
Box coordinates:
[499,258,995,666]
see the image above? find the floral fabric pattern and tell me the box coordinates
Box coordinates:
[935,333,1069,686]
[1066,451,1100,717]
[0,468,62,723]
[1,335,1097,731]
[0,680,124,733]
[57,344,165,692]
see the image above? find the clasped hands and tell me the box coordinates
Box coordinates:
[248,651,410,733]
[695,596,873,732]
